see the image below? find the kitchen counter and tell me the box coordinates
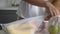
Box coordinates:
[0,30,7,34]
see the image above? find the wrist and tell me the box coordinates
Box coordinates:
[39,1,49,7]
[45,1,51,7]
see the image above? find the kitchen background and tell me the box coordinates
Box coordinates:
[0,0,21,24]
[0,0,53,24]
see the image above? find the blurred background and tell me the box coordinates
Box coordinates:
[0,0,21,33]
[0,0,21,24]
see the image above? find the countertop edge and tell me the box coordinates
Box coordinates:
[0,7,18,10]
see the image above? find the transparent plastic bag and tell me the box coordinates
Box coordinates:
[1,16,49,34]
[48,15,60,34]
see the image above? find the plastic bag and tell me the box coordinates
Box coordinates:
[1,16,49,34]
[48,15,60,34]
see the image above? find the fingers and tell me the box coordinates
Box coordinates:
[56,9,60,15]
[51,8,60,16]
[52,8,56,16]
[48,6,55,16]
[46,2,60,16]
[53,8,60,16]
[49,7,54,16]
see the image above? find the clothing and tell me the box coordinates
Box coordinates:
[16,0,48,18]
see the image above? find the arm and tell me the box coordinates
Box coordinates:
[24,0,48,7]
[53,0,60,8]
[24,0,60,16]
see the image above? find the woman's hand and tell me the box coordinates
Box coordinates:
[46,2,60,16]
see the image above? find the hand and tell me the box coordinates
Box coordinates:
[46,2,60,16]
